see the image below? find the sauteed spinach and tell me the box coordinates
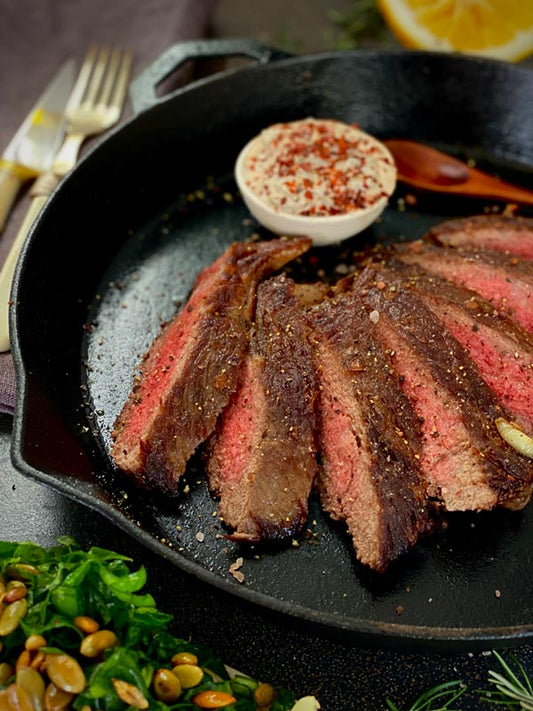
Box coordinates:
[0,537,311,710]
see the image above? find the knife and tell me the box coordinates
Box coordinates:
[0,59,76,232]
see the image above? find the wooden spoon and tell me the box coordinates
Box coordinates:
[384,139,533,206]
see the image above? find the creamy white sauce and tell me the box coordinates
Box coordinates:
[240,118,397,218]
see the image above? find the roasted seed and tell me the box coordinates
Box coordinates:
[254,682,276,707]
[15,649,31,672]
[6,683,34,711]
[192,689,237,708]
[0,662,13,685]
[111,678,149,709]
[25,634,47,651]
[73,616,99,634]
[171,663,204,689]
[2,585,28,604]
[0,690,9,711]
[5,564,40,580]
[46,654,86,694]
[0,598,28,636]
[30,651,46,671]
[6,580,27,591]
[153,668,182,703]
[17,667,46,710]
[171,651,198,666]
[44,682,74,711]
[80,629,118,658]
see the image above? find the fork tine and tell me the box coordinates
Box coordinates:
[66,45,98,112]
[109,51,133,112]
[84,46,110,106]
[98,47,122,107]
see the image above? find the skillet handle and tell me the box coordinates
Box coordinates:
[130,38,291,115]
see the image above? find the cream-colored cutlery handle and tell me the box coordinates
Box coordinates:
[0,195,47,351]
[0,165,24,233]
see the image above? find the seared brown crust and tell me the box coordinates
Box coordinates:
[111,237,312,493]
[356,266,533,511]
[205,275,318,542]
[309,288,432,572]
[426,214,533,261]
[393,241,533,332]
[380,260,533,437]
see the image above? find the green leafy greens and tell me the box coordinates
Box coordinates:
[0,537,296,710]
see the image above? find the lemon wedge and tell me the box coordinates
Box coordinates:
[377,0,533,61]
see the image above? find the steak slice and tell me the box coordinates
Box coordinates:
[111,237,312,493]
[426,214,533,261]
[383,261,533,437]
[357,266,533,512]
[394,241,533,332]
[309,289,432,572]
[204,275,318,543]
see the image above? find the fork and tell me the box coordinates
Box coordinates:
[0,45,132,352]
[52,45,132,178]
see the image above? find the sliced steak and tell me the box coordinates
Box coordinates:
[356,266,533,512]
[204,275,318,543]
[394,241,533,332]
[382,261,533,437]
[111,237,311,493]
[427,214,533,261]
[309,289,432,572]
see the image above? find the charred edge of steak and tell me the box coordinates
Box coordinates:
[309,290,432,572]
[111,237,312,493]
[425,214,533,261]
[377,259,533,437]
[357,266,533,510]
[204,274,319,544]
[390,240,533,333]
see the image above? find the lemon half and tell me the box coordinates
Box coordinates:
[377,0,533,61]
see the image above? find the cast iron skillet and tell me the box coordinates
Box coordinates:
[10,40,533,650]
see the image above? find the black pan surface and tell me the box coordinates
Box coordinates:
[10,42,533,649]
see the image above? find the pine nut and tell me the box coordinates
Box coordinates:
[46,654,86,694]
[111,678,149,709]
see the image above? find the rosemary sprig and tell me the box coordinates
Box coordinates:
[478,651,533,710]
[386,679,466,711]
[386,651,533,710]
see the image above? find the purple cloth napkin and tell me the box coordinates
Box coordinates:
[0,0,217,414]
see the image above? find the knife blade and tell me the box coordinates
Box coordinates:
[0,59,76,232]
